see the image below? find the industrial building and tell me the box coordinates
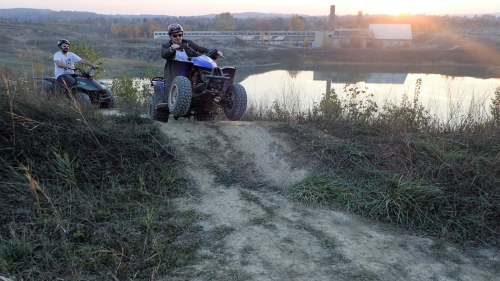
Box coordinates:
[154,30,317,47]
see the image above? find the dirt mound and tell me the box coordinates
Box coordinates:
[157,120,499,280]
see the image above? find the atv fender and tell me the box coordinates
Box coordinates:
[221,67,236,92]
[36,80,54,91]
[153,81,166,105]
[72,85,99,91]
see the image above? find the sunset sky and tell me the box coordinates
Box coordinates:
[2,0,499,16]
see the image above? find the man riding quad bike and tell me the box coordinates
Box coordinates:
[35,39,114,108]
[148,23,247,122]
[35,67,115,108]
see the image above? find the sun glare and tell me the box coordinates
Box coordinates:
[366,0,448,15]
[382,4,415,15]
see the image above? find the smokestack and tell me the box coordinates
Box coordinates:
[330,5,335,30]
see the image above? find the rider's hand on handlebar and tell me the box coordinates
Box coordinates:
[171,44,180,50]
[91,65,100,70]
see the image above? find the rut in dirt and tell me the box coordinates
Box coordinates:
[157,120,499,281]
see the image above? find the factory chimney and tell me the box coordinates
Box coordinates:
[329,5,335,30]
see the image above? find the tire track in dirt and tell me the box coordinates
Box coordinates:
[157,121,499,281]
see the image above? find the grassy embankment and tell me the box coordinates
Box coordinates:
[0,69,207,280]
[243,80,500,247]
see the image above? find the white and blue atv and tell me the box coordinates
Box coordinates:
[148,50,247,122]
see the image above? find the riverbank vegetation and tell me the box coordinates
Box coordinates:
[243,80,500,247]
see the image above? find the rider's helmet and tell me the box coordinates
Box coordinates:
[58,39,71,47]
[167,23,183,35]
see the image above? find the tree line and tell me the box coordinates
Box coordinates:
[1,12,499,39]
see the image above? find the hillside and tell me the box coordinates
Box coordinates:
[1,95,499,279]
[1,20,500,79]
[0,8,306,21]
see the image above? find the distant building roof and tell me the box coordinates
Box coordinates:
[242,36,256,40]
[369,24,412,40]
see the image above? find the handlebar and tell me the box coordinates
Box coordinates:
[64,65,99,71]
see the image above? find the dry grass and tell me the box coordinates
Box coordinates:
[0,68,204,280]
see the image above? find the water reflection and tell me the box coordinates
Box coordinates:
[238,66,500,121]
[313,71,408,93]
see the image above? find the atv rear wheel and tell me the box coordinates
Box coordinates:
[148,96,169,122]
[74,92,91,108]
[168,76,192,117]
[224,84,247,121]
[36,80,54,97]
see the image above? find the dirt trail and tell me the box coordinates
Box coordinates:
[158,121,499,281]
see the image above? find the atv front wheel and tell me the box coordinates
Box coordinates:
[74,92,91,108]
[168,76,192,117]
[99,89,115,109]
[224,84,247,121]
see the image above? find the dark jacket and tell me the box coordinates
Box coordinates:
[160,39,211,101]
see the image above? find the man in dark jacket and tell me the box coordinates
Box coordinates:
[159,23,223,106]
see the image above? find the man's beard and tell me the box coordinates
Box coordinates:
[61,48,69,54]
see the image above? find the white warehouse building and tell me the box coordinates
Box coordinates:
[153,24,412,48]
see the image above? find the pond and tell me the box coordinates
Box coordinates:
[235,64,500,121]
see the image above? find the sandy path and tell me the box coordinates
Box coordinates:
[157,120,499,281]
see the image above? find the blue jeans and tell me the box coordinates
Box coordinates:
[56,74,77,88]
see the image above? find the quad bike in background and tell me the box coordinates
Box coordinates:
[148,48,247,122]
[35,67,115,108]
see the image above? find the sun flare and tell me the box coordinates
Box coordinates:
[382,4,415,15]
[363,0,448,15]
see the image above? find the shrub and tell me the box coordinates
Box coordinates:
[71,41,106,79]
[110,60,162,106]
[313,83,378,123]
[110,70,137,105]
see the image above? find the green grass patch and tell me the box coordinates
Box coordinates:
[286,123,500,246]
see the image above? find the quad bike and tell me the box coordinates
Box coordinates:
[34,67,115,108]
[148,48,247,122]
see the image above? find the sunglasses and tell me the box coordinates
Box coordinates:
[171,34,183,38]
[61,45,69,48]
